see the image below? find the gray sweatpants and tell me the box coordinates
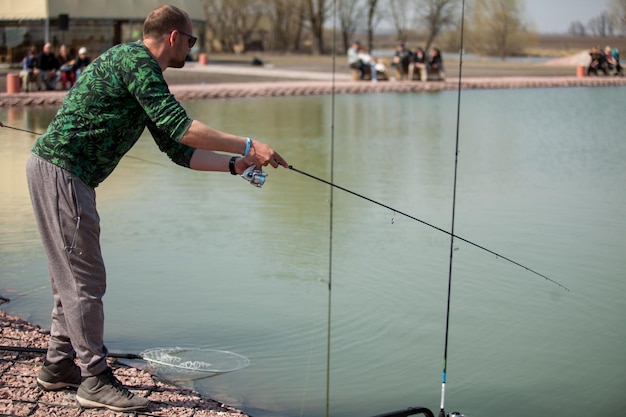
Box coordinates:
[26,154,109,377]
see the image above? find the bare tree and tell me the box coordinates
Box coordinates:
[389,0,417,42]
[610,0,626,34]
[365,0,382,52]
[587,12,615,37]
[338,0,364,52]
[267,0,305,51]
[417,0,458,51]
[466,0,530,60]
[201,0,266,52]
[303,0,331,54]
[568,20,587,36]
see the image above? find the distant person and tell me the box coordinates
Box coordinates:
[587,46,608,76]
[612,47,623,76]
[19,47,38,92]
[347,40,365,80]
[73,47,91,79]
[358,46,378,82]
[427,48,445,80]
[391,42,412,80]
[56,44,76,90]
[604,46,622,76]
[410,47,427,81]
[36,43,60,90]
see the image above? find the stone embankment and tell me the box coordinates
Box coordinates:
[2,60,625,107]
[2,76,625,107]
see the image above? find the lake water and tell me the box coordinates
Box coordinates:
[1,86,625,417]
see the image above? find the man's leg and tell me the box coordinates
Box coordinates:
[26,154,109,378]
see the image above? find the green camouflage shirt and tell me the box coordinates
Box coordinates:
[32,41,195,188]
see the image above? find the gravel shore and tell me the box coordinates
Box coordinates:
[0,310,250,417]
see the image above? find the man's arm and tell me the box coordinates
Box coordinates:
[180,120,288,170]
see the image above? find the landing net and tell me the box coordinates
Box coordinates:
[139,347,250,373]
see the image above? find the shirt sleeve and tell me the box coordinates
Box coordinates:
[120,49,193,143]
[146,119,196,168]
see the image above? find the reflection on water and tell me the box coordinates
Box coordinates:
[1,87,626,417]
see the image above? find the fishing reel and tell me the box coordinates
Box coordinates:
[241,165,267,188]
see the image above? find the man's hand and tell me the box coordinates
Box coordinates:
[244,139,288,170]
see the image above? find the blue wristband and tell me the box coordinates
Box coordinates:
[243,137,251,157]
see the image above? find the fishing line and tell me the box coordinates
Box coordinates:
[288,165,568,292]
[440,1,467,416]
[0,122,167,167]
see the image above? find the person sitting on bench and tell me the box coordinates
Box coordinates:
[357,46,378,82]
[427,48,445,80]
[391,42,412,80]
[20,47,38,92]
[348,40,365,80]
[410,47,427,81]
[36,43,60,90]
[587,46,608,76]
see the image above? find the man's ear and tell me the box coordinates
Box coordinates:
[167,30,176,46]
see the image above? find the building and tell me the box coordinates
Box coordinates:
[1,0,205,64]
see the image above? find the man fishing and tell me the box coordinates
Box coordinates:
[26,4,287,412]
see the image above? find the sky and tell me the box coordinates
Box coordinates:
[524,0,612,33]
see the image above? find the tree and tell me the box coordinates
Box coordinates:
[365,0,382,52]
[568,20,587,36]
[267,0,305,51]
[303,0,331,54]
[337,0,365,52]
[587,12,614,37]
[389,0,417,43]
[610,0,626,35]
[201,0,266,52]
[466,0,531,60]
[417,0,458,51]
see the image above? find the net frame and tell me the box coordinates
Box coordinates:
[139,346,250,373]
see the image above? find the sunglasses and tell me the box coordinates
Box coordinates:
[169,30,197,48]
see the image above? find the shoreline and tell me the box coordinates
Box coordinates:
[2,76,626,108]
[2,60,625,107]
[0,310,250,417]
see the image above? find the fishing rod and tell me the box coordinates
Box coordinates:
[0,345,249,373]
[0,122,166,167]
[0,121,41,135]
[288,165,569,292]
[325,3,337,416]
[0,345,142,360]
[4,120,567,291]
[440,1,467,416]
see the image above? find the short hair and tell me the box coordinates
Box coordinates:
[143,5,190,38]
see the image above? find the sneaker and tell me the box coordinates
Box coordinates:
[76,368,149,412]
[37,358,82,391]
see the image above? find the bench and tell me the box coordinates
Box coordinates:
[395,65,445,82]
